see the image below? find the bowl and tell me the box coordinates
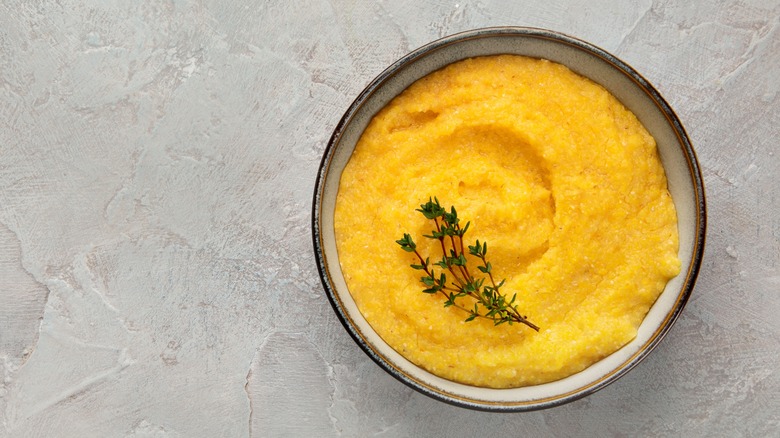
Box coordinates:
[312,27,706,411]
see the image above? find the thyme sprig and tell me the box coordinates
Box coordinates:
[396,197,539,331]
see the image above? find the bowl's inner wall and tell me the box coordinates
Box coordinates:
[318,29,700,408]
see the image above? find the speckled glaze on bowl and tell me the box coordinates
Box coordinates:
[312,27,706,411]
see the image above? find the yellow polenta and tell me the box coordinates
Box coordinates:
[333,55,680,388]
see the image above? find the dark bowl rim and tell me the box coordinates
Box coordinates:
[311,26,707,412]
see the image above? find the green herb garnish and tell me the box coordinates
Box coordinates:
[396,197,539,331]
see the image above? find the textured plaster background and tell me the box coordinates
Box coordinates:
[0,0,778,436]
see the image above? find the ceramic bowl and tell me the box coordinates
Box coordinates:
[312,27,706,411]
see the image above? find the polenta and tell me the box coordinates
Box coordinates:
[333,55,680,388]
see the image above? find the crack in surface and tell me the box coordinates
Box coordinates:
[615,0,654,51]
[25,348,133,419]
[0,220,51,370]
[720,14,780,88]
[244,365,254,438]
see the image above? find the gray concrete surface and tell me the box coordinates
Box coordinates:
[1,0,778,436]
